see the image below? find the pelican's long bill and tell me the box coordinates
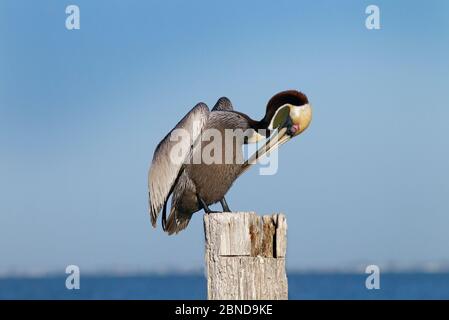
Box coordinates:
[244,127,289,168]
[242,127,291,173]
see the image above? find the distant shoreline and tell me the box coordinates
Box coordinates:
[2,269,449,279]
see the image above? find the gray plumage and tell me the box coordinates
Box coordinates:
[148,97,251,235]
[211,97,233,111]
[148,103,209,229]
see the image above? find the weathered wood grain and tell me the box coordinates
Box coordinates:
[204,212,288,300]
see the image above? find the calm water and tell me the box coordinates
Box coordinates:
[0,273,448,300]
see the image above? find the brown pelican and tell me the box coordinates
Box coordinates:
[148,90,312,235]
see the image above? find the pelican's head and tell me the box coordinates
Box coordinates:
[260,90,312,154]
[243,90,312,167]
[267,90,312,137]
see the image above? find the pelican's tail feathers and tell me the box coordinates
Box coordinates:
[165,207,194,235]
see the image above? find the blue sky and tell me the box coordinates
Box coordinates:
[1,0,448,273]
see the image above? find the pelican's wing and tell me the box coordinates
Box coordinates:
[148,103,209,227]
[212,97,233,111]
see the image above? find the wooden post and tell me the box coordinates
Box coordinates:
[204,212,288,300]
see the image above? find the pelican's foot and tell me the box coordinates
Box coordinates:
[206,210,222,214]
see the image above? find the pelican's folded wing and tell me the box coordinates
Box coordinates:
[212,97,233,112]
[148,103,209,227]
